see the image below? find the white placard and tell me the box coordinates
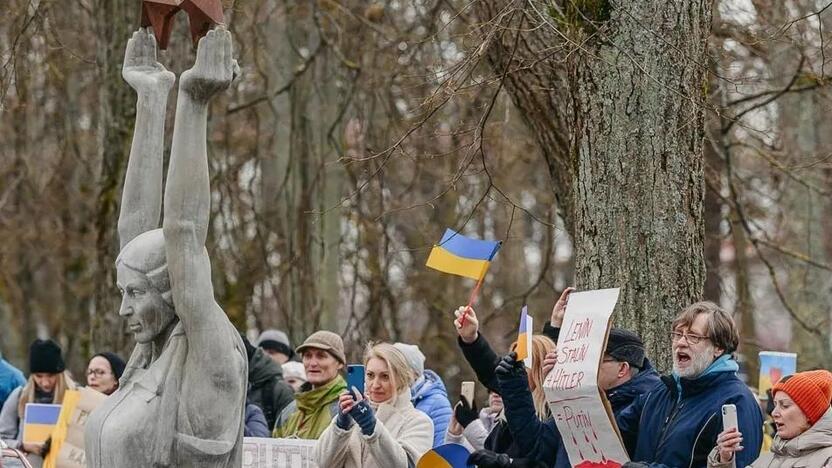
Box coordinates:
[242,437,318,468]
[543,288,630,468]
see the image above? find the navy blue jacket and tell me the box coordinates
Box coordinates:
[616,356,763,468]
[498,356,662,467]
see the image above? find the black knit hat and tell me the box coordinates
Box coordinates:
[605,328,646,369]
[93,352,126,380]
[29,339,65,374]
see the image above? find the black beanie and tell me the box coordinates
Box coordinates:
[605,328,646,369]
[93,352,126,380]
[29,339,65,374]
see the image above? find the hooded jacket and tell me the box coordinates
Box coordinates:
[274,376,347,440]
[0,357,25,410]
[707,406,832,468]
[496,358,663,467]
[411,370,453,447]
[314,387,434,468]
[247,348,295,430]
[616,355,764,468]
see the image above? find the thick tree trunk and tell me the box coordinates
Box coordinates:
[90,0,136,356]
[572,1,710,370]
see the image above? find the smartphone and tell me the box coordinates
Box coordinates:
[722,404,738,431]
[346,364,365,396]
[461,381,475,406]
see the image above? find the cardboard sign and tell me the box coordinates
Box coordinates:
[243,437,319,468]
[43,387,107,468]
[544,288,629,468]
[759,351,797,399]
[22,403,62,444]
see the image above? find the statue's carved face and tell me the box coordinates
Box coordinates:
[117,263,175,344]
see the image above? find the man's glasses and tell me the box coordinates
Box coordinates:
[670,331,709,345]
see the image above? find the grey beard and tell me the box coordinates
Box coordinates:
[674,344,716,378]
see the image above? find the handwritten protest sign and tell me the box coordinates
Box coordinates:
[243,437,318,468]
[46,386,106,468]
[759,351,797,399]
[544,288,629,468]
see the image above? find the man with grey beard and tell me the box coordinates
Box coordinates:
[616,302,763,468]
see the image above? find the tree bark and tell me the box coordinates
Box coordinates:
[90,0,137,356]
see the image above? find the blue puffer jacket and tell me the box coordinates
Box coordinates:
[498,358,662,467]
[616,355,763,468]
[0,357,25,409]
[412,369,453,447]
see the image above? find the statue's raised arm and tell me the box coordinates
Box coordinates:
[86,28,246,468]
[118,29,173,249]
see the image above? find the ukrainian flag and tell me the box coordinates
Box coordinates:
[425,229,502,281]
[22,403,62,444]
[516,306,533,365]
[417,443,473,468]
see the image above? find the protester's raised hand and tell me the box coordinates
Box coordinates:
[495,352,525,378]
[716,427,743,463]
[454,306,479,344]
[336,390,357,429]
[454,395,479,428]
[542,350,559,376]
[550,287,575,327]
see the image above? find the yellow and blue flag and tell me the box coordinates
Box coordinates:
[425,229,502,281]
[417,443,473,468]
[22,403,62,444]
[516,306,534,368]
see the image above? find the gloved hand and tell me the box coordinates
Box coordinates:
[468,450,512,468]
[348,399,377,436]
[455,395,479,428]
[336,409,353,430]
[495,352,525,378]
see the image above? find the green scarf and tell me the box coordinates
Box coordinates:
[274,375,346,440]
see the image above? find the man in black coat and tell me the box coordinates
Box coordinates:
[241,334,295,431]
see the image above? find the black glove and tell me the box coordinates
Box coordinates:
[454,395,478,428]
[468,450,512,468]
[495,352,525,378]
[41,436,52,456]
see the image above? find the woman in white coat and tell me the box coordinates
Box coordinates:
[314,342,434,468]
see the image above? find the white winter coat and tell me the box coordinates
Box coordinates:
[314,388,434,468]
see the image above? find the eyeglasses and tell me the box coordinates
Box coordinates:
[670,331,710,345]
[86,369,111,377]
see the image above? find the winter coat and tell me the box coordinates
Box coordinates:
[247,348,295,430]
[616,355,764,468]
[0,358,25,410]
[411,370,453,447]
[244,403,270,438]
[707,407,832,468]
[497,353,663,468]
[314,387,434,468]
[274,375,347,440]
[457,321,560,459]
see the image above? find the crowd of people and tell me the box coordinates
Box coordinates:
[1,290,831,467]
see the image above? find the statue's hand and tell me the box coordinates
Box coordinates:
[180,28,238,104]
[122,28,175,96]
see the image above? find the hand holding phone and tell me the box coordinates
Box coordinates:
[346,364,365,396]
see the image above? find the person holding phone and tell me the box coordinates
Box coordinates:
[273,331,347,439]
[314,342,433,468]
[708,370,832,467]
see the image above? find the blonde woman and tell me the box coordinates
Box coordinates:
[314,343,434,468]
[0,340,76,466]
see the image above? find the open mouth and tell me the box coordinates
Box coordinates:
[675,351,691,364]
[128,323,141,332]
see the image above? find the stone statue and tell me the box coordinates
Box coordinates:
[85,27,247,468]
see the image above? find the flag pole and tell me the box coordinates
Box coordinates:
[459,276,484,328]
